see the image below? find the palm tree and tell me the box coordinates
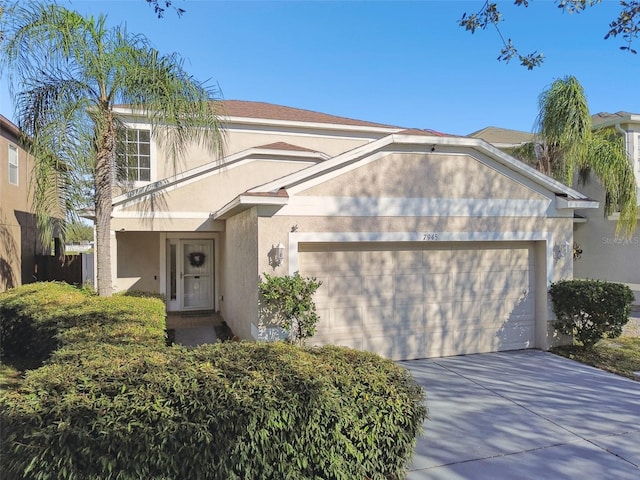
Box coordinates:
[510,76,637,237]
[1,1,225,295]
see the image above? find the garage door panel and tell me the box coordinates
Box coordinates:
[298,250,337,272]
[364,334,396,359]
[329,276,363,298]
[396,250,425,269]
[422,250,453,272]
[332,250,364,270]
[500,322,534,349]
[483,271,510,295]
[365,305,394,329]
[507,294,535,318]
[505,249,533,267]
[301,242,536,360]
[314,335,363,351]
[362,250,394,271]
[395,273,424,299]
[451,328,500,355]
[425,273,452,296]
[425,302,451,328]
[396,335,427,361]
[364,275,394,300]
[394,304,424,329]
[330,306,364,332]
[453,272,483,299]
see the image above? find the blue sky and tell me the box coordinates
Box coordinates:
[1,0,638,136]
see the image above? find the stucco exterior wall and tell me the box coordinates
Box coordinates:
[573,176,640,302]
[114,231,161,293]
[151,128,381,179]
[120,159,313,215]
[222,127,381,159]
[0,124,42,292]
[302,152,547,200]
[222,207,259,339]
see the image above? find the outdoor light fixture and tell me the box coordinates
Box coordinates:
[554,240,571,259]
[272,242,285,267]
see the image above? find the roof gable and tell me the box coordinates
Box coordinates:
[112,142,326,209]
[214,133,598,219]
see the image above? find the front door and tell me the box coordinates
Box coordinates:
[167,239,214,311]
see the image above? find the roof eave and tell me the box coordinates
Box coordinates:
[556,197,599,210]
[213,194,289,220]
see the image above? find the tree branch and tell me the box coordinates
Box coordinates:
[460,0,638,69]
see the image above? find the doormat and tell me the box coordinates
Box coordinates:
[180,310,215,318]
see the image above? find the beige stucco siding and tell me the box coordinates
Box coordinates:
[152,129,378,178]
[223,128,379,158]
[154,141,219,179]
[114,232,161,293]
[119,159,313,215]
[222,208,259,339]
[0,129,42,291]
[573,177,640,299]
[301,152,547,200]
[111,217,224,233]
[260,212,571,234]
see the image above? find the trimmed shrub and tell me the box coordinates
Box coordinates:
[0,282,166,365]
[1,342,427,480]
[0,282,88,363]
[549,279,634,348]
[259,272,322,344]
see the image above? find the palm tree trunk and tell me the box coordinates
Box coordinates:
[94,113,115,296]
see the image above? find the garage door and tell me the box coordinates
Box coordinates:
[298,241,536,360]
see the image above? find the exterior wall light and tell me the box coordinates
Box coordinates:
[271,242,285,267]
[554,240,571,260]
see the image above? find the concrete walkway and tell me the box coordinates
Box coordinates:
[403,350,640,479]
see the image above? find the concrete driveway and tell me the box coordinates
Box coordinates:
[402,350,640,479]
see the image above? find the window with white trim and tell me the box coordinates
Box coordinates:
[8,144,18,185]
[117,128,151,182]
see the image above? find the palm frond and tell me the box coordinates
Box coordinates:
[587,131,638,237]
[535,76,591,184]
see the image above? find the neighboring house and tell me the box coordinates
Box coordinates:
[109,100,596,360]
[0,114,46,292]
[574,112,640,303]
[468,126,535,151]
[471,112,640,305]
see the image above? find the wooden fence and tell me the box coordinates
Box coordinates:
[35,253,94,287]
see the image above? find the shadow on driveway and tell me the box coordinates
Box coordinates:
[402,350,640,479]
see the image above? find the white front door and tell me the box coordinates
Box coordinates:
[167,239,214,311]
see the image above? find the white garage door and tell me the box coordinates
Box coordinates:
[298,241,536,360]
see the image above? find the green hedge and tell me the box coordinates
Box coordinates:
[0,282,88,363]
[2,342,427,480]
[1,283,427,480]
[549,279,634,348]
[0,282,167,365]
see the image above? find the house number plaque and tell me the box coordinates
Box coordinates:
[422,233,440,241]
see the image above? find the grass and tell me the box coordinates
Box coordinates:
[551,336,640,381]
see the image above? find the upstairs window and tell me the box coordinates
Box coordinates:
[117,128,151,182]
[8,144,18,185]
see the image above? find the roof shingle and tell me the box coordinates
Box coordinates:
[220,100,402,129]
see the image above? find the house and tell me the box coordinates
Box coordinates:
[0,114,48,293]
[471,112,640,306]
[573,112,640,304]
[468,126,535,151]
[109,100,597,360]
